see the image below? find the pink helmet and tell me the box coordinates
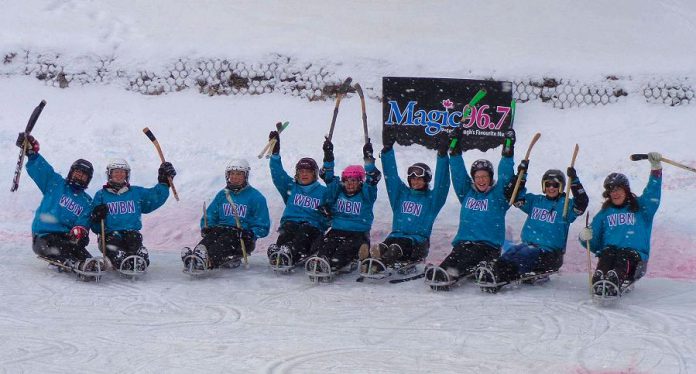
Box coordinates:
[341,165,366,182]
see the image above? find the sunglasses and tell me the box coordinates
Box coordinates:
[544,181,560,189]
[407,166,427,178]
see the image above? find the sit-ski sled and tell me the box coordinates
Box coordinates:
[475,264,558,294]
[117,255,148,280]
[38,256,106,282]
[182,254,241,277]
[269,250,309,274]
[423,264,474,291]
[304,256,357,283]
[592,279,635,306]
[356,258,421,283]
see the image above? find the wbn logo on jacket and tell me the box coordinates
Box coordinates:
[607,212,635,227]
[293,194,320,210]
[531,207,557,223]
[106,200,135,215]
[223,203,247,218]
[465,197,488,211]
[336,199,362,215]
[59,195,84,216]
[401,201,423,216]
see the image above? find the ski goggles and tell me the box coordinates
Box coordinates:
[544,181,561,189]
[407,165,427,178]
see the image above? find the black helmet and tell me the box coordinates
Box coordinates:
[67,159,93,190]
[295,157,318,182]
[541,169,565,192]
[604,172,629,191]
[470,159,494,180]
[407,162,432,184]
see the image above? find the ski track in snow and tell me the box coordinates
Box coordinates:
[2,249,696,373]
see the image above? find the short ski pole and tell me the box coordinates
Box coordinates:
[630,153,696,173]
[258,121,290,159]
[354,83,369,144]
[224,189,249,269]
[142,127,179,201]
[584,212,593,295]
[326,77,353,142]
[100,219,111,270]
[508,133,541,205]
[449,89,487,150]
[11,100,47,192]
[562,144,580,219]
[203,201,208,229]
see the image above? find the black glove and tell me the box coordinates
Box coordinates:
[566,166,577,181]
[318,204,332,220]
[158,162,176,185]
[269,131,280,154]
[363,140,374,161]
[436,132,450,157]
[501,129,516,157]
[382,134,395,153]
[323,138,334,162]
[90,204,108,223]
[16,133,40,155]
[449,126,463,156]
[517,159,529,175]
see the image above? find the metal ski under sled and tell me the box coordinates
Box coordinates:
[357,259,421,282]
[476,266,558,294]
[269,250,308,274]
[305,256,357,283]
[592,279,635,306]
[182,255,241,277]
[37,256,105,282]
[117,255,148,279]
[423,264,471,291]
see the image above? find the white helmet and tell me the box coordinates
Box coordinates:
[106,158,131,181]
[226,159,250,175]
[226,159,250,191]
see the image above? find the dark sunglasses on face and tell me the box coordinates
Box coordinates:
[544,181,560,189]
[407,166,426,178]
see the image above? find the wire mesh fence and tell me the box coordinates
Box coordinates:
[1,50,693,107]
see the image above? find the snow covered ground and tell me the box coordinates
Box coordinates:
[2,1,696,373]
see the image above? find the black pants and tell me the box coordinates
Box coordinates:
[316,229,369,271]
[33,233,91,264]
[381,237,430,262]
[439,241,500,278]
[197,226,255,268]
[494,246,563,283]
[595,246,645,285]
[101,230,148,267]
[273,221,322,260]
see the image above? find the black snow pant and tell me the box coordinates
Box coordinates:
[315,228,369,271]
[198,226,255,268]
[439,241,501,278]
[595,246,645,285]
[101,230,149,268]
[381,236,430,263]
[494,244,564,283]
[33,233,91,265]
[271,221,322,261]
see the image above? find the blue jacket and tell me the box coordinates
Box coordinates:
[202,186,270,239]
[517,191,581,252]
[323,161,379,233]
[269,154,328,231]
[580,171,661,261]
[92,183,169,233]
[450,154,514,247]
[381,148,450,244]
[26,154,93,235]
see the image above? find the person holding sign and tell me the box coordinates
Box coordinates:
[425,128,517,291]
[359,133,451,276]
[476,166,589,292]
[579,152,662,298]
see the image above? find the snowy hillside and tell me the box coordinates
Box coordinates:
[2,1,696,373]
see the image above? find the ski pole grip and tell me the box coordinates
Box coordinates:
[630,154,648,161]
[26,100,47,134]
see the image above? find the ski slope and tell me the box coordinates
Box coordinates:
[2,1,696,373]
